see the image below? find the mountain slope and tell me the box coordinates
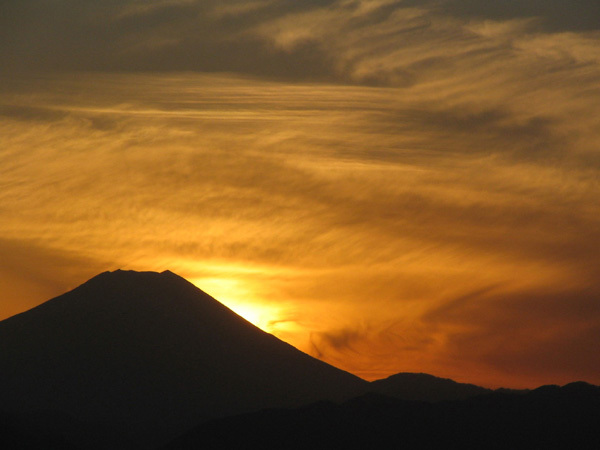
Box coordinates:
[0,270,366,448]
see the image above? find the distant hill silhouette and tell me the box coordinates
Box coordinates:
[0,270,366,448]
[164,382,600,450]
[369,372,493,402]
[0,410,81,450]
[2,270,596,449]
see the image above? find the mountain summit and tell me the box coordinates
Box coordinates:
[0,270,366,448]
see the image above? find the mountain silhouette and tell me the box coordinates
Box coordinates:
[0,410,81,450]
[164,383,600,450]
[3,269,593,449]
[0,270,366,448]
[369,372,493,402]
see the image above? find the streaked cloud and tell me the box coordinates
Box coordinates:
[439,0,600,32]
[0,1,598,387]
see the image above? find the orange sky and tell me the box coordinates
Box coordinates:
[1,1,599,389]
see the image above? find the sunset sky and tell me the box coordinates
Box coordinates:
[1,0,599,388]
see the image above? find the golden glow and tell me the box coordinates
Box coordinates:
[190,276,283,334]
[1,1,599,388]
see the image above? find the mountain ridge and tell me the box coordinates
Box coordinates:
[369,371,494,402]
[164,382,600,450]
[0,270,366,448]
[2,269,595,449]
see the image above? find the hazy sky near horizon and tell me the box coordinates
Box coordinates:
[1,0,599,388]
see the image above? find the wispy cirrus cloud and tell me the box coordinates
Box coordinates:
[1,1,599,387]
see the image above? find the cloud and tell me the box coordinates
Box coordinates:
[1,71,598,289]
[0,0,338,79]
[2,0,598,82]
[438,0,600,32]
[1,1,599,387]
[310,327,365,358]
[303,280,600,386]
[0,238,109,320]
[421,285,600,386]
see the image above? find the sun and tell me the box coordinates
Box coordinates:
[190,276,281,334]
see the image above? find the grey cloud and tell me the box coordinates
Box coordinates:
[309,321,438,357]
[361,105,566,162]
[438,0,600,32]
[310,327,365,358]
[398,0,600,32]
[2,0,597,83]
[0,0,338,79]
[0,104,68,122]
